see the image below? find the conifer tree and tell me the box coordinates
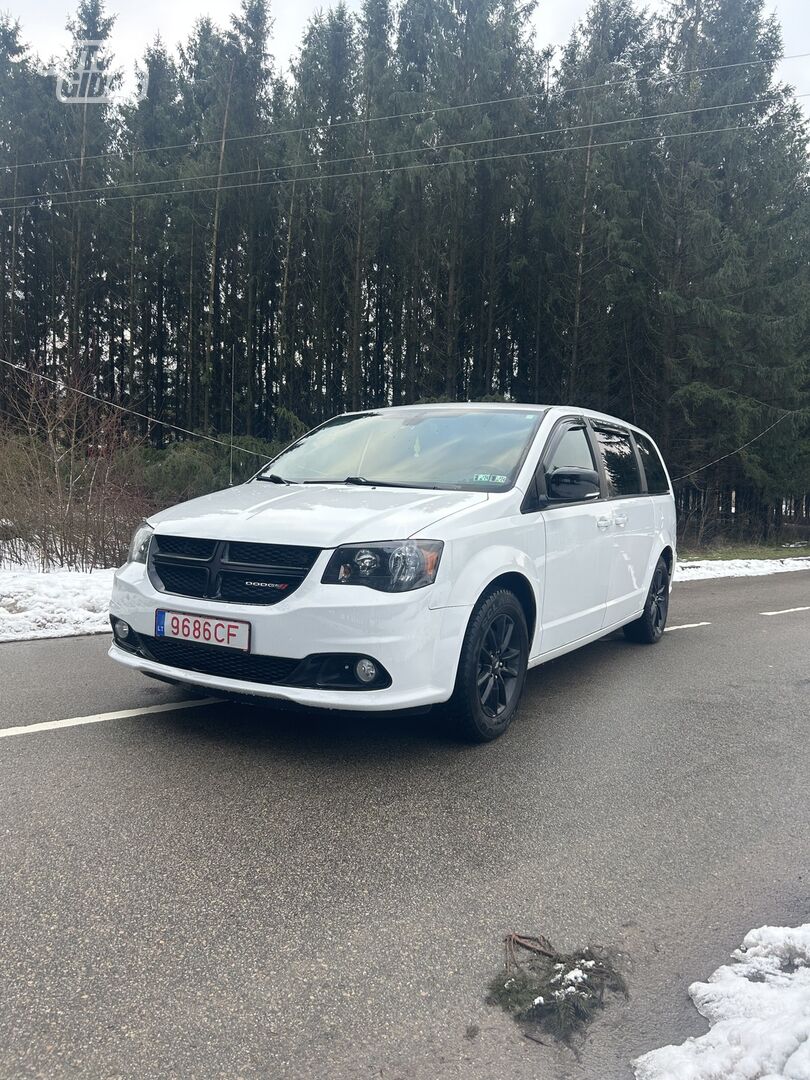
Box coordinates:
[0,0,807,537]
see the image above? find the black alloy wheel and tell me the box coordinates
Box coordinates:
[649,562,669,637]
[477,613,522,719]
[448,588,529,742]
[623,555,671,644]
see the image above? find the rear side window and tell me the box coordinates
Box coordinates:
[635,433,670,495]
[591,426,642,497]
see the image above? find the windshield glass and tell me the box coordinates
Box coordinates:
[260,409,544,490]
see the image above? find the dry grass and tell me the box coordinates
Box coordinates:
[679,541,809,561]
[0,381,150,570]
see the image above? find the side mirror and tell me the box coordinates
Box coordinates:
[545,466,600,503]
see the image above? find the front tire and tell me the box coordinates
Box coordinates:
[623,556,670,644]
[447,589,529,742]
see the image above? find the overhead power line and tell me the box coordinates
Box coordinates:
[2,91,800,209]
[4,119,795,214]
[0,357,270,459]
[4,49,807,175]
[1,357,800,483]
[671,411,799,482]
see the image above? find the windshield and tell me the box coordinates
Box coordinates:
[259,409,544,491]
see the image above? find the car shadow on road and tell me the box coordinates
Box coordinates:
[147,630,638,760]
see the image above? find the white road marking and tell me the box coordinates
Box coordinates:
[664,621,712,632]
[0,698,218,740]
[759,606,810,616]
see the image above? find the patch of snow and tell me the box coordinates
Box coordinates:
[564,967,587,984]
[634,923,810,1080]
[0,566,116,643]
[675,557,810,582]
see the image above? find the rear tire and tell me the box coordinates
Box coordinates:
[623,556,670,644]
[447,589,529,742]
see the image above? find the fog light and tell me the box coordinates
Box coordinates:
[114,619,130,641]
[355,658,378,684]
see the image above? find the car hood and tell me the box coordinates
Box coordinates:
[148,482,488,548]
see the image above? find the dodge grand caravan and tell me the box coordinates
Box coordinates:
[110,404,676,740]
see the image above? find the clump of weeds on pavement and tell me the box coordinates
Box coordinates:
[487,933,628,1043]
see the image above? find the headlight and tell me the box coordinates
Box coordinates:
[128,522,153,564]
[322,540,443,592]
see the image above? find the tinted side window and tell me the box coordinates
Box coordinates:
[635,433,670,495]
[545,425,596,475]
[592,426,642,496]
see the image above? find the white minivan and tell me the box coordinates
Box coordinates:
[110,404,676,740]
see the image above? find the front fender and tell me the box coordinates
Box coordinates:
[431,544,541,611]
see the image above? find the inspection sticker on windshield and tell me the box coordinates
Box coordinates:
[473,473,508,484]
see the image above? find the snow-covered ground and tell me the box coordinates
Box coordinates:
[0,554,807,644]
[676,556,810,582]
[0,565,116,643]
[634,923,810,1080]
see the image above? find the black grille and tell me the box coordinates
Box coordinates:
[154,535,217,559]
[156,564,209,598]
[227,541,319,569]
[149,534,320,606]
[139,634,299,684]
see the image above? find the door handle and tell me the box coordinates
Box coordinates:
[596,515,612,530]
[613,512,628,528]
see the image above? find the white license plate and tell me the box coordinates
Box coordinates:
[155,610,251,652]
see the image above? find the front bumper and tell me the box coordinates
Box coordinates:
[109,559,470,711]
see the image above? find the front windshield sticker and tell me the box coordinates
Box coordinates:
[473,473,508,484]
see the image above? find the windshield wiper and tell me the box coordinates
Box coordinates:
[300,477,433,488]
[300,476,381,486]
[256,473,293,485]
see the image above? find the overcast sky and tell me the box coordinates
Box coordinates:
[5,0,810,109]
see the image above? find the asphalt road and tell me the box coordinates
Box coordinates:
[1,572,809,1080]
